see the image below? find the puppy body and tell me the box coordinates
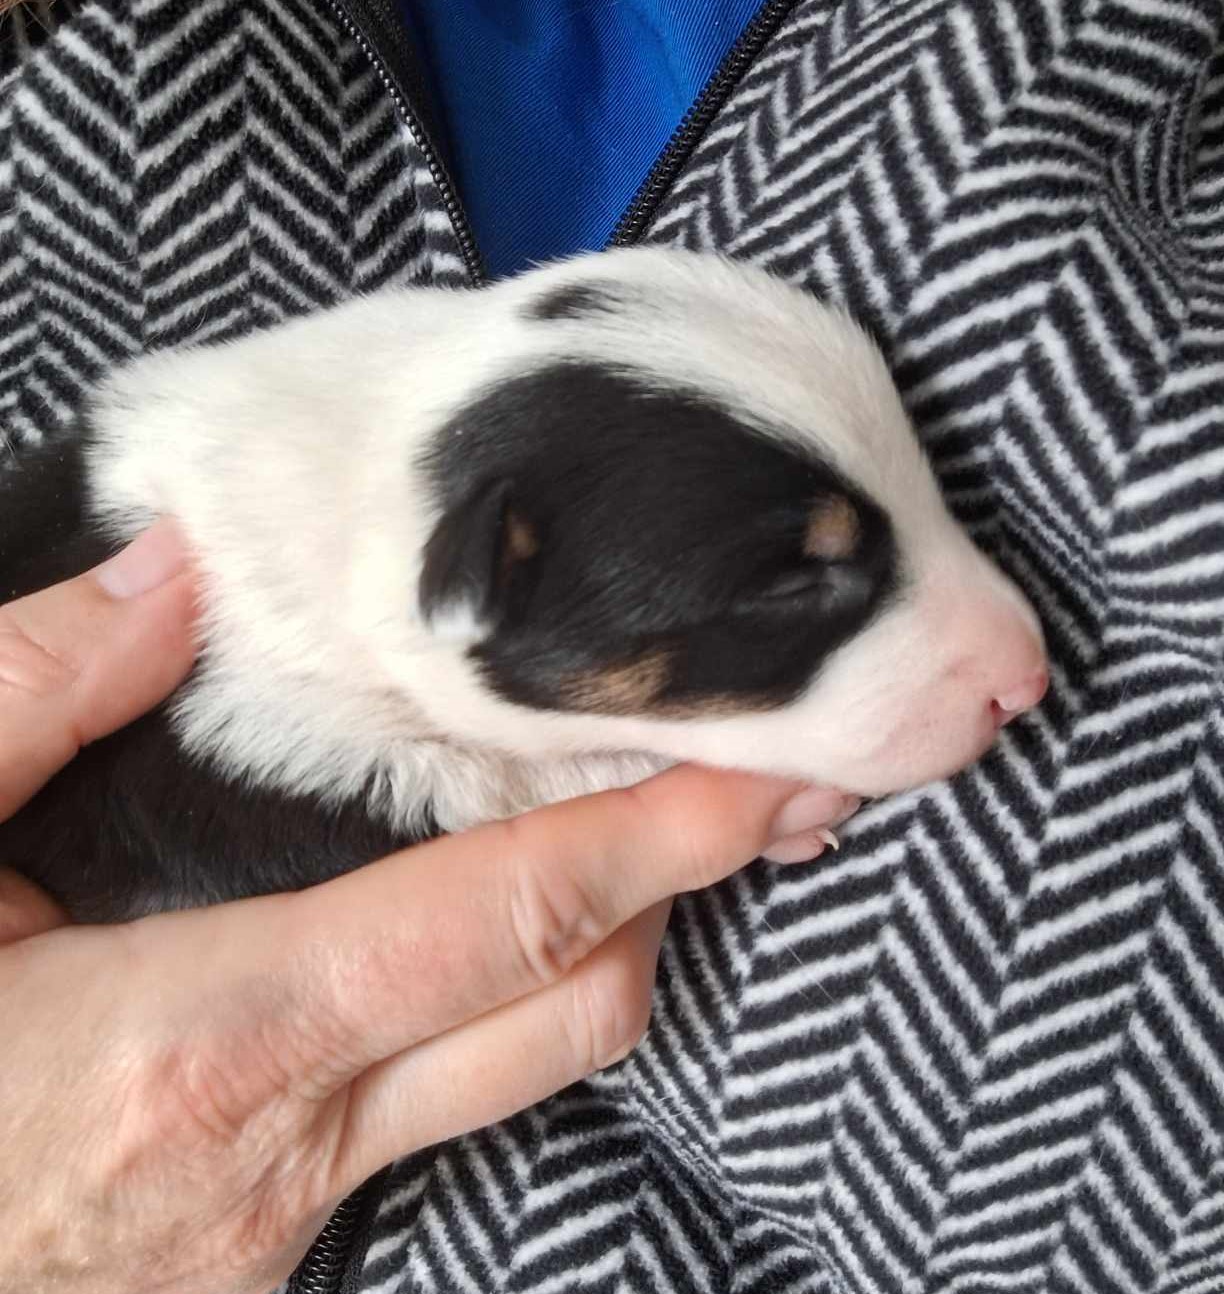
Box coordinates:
[2,249,1048,918]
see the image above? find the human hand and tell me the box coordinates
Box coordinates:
[0,520,854,1294]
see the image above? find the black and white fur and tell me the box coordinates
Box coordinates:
[0,249,1047,921]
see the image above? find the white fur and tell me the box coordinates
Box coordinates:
[84,247,1046,832]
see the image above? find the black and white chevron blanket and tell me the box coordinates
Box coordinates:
[3,2,1224,1291]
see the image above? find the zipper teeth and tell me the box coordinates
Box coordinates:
[324,0,484,283]
[610,0,796,247]
[288,1188,365,1294]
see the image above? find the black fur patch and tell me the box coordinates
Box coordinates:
[420,362,900,717]
[527,282,623,323]
[0,709,422,922]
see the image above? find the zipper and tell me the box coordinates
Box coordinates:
[285,1172,384,1294]
[323,0,485,283]
[609,0,798,248]
[327,0,796,281]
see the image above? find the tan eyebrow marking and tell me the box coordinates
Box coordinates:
[504,509,540,562]
[803,495,861,560]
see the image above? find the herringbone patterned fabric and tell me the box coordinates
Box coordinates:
[3,3,1223,1291]
[0,0,466,450]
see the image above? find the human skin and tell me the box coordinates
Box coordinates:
[0,520,847,1294]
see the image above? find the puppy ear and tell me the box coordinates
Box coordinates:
[418,478,541,638]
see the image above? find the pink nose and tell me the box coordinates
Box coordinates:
[991,667,1049,727]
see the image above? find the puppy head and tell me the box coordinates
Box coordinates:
[404,249,1047,796]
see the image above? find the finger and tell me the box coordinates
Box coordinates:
[0,519,197,818]
[330,901,673,1192]
[180,766,839,1096]
[0,866,70,944]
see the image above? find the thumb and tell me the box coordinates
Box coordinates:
[0,866,70,944]
[0,517,197,820]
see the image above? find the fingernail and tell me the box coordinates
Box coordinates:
[94,518,186,598]
[762,788,860,865]
[831,795,862,827]
[762,832,830,865]
[767,787,846,843]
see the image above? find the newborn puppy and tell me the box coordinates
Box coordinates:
[0,249,1048,921]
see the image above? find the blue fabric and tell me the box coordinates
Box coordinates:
[398,1,765,278]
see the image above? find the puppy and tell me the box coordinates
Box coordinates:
[0,249,1048,921]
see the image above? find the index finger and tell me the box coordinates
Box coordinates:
[177,764,826,1092]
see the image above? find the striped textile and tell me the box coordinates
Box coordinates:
[3,2,1223,1291]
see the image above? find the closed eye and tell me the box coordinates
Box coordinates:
[759,566,832,600]
[748,561,877,614]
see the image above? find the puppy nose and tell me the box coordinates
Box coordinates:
[991,667,1049,726]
